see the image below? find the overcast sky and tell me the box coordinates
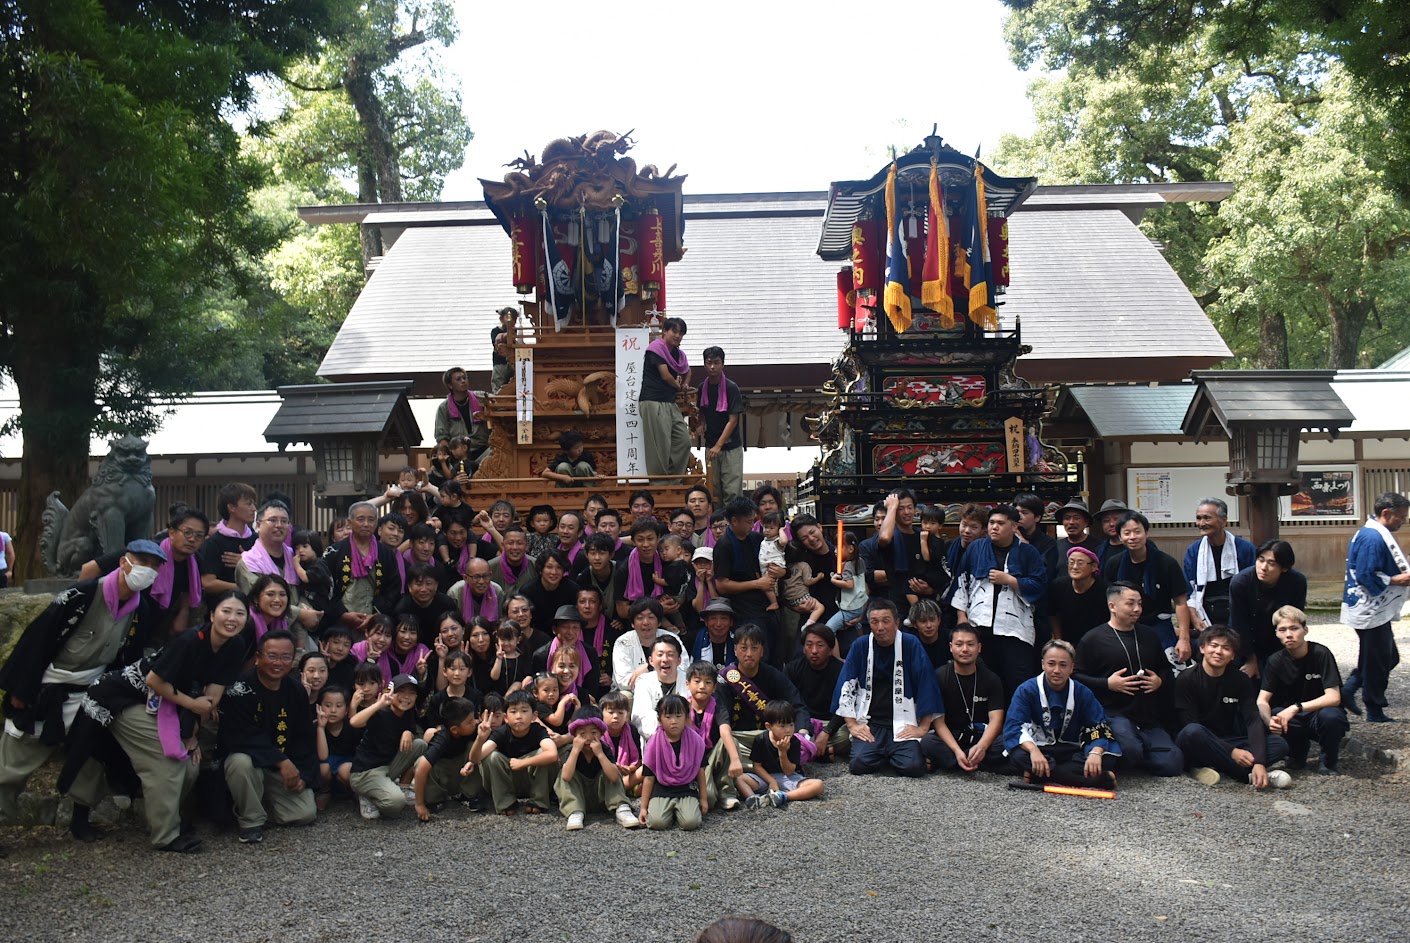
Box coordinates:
[439,0,1044,200]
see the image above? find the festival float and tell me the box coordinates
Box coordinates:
[797,131,1084,523]
[474,132,705,508]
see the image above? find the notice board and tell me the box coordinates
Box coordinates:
[1125,466,1238,523]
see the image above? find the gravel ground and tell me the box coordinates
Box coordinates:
[2,621,1407,943]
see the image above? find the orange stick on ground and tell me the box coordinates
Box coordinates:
[1042,784,1116,800]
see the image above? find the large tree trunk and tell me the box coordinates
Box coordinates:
[8,298,101,581]
[343,54,402,204]
[1326,296,1372,368]
[1256,309,1290,368]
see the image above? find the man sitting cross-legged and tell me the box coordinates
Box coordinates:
[1174,625,1291,789]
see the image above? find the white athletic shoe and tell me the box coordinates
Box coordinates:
[400,786,417,804]
[1190,767,1221,786]
[721,796,741,811]
[1267,769,1293,790]
[565,812,585,831]
[615,804,640,828]
[359,796,381,820]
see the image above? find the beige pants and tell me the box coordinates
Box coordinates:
[641,399,691,480]
[646,793,702,830]
[224,753,318,830]
[348,740,427,816]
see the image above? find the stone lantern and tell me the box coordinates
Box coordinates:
[263,380,423,512]
[1183,370,1352,544]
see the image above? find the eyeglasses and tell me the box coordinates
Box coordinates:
[261,653,295,663]
[176,528,207,542]
[262,518,291,527]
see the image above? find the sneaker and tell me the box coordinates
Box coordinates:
[721,796,740,811]
[615,804,640,828]
[358,796,381,820]
[565,812,585,831]
[400,785,417,803]
[1267,769,1292,789]
[769,789,790,809]
[744,795,764,810]
[1341,685,1362,716]
[1190,767,1221,787]
[238,826,264,844]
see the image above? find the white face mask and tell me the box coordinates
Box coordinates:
[124,557,159,591]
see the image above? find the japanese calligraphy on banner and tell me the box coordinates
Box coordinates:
[615,327,651,479]
[515,348,533,445]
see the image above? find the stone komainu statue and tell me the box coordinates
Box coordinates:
[40,435,156,577]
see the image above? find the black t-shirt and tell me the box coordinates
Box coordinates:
[1102,549,1186,623]
[522,577,581,634]
[200,529,256,598]
[149,626,247,695]
[640,350,683,402]
[936,662,1006,736]
[700,377,744,450]
[432,502,475,531]
[1047,575,1111,648]
[351,706,421,772]
[393,593,457,647]
[882,529,925,605]
[868,644,896,726]
[324,722,363,758]
[491,326,509,365]
[422,688,481,731]
[917,632,949,670]
[753,734,801,776]
[422,727,475,766]
[1176,666,1257,736]
[688,701,727,761]
[713,533,769,619]
[486,722,551,760]
[790,540,839,618]
[716,663,806,732]
[613,555,665,608]
[785,654,842,719]
[1261,641,1342,706]
[326,655,356,693]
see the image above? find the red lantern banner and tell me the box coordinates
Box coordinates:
[988,217,1010,287]
[837,267,854,330]
[640,209,664,294]
[511,216,538,294]
[851,219,882,293]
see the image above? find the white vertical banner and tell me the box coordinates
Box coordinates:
[515,347,534,445]
[615,326,651,479]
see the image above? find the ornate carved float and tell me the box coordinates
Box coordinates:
[797,132,1082,523]
[473,133,704,507]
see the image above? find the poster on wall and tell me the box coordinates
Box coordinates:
[1131,469,1175,521]
[615,327,651,480]
[1280,466,1358,521]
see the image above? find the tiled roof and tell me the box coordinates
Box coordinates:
[1056,384,1197,438]
[1004,210,1231,364]
[264,382,422,447]
[317,196,1231,382]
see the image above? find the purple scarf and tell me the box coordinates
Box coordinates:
[560,540,584,565]
[215,521,251,540]
[243,539,298,584]
[604,725,641,767]
[588,613,608,661]
[445,391,482,421]
[644,724,705,787]
[157,699,188,760]
[378,644,429,686]
[452,543,472,577]
[250,610,288,642]
[499,554,528,586]
[150,538,201,611]
[101,569,141,621]
[700,374,729,412]
[349,539,378,580]
[624,548,663,600]
[690,697,717,749]
[462,582,499,624]
[647,337,689,376]
[548,637,593,692]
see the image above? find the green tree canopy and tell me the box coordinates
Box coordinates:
[0,0,338,577]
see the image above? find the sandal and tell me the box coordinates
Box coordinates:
[523,804,544,815]
[498,802,520,816]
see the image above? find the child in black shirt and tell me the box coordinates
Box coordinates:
[472,689,558,814]
[348,673,426,820]
[541,430,598,488]
[315,685,362,805]
[737,700,824,809]
[411,696,482,821]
